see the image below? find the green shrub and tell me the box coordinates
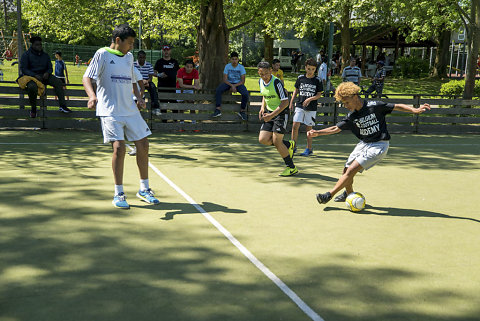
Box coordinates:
[440,80,464,97]
[393,56,430,78]
[440,79,480,97]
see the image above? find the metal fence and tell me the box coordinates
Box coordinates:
[42,42,164,65]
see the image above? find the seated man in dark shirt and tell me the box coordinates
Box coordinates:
[19,36,71,118]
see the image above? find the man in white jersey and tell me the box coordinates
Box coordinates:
[82,24,160,209]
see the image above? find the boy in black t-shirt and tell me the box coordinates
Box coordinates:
[289,58,323,156]
[308,82,430,205]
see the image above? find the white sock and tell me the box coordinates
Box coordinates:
[140,179,149,191]
[115,185,124,195]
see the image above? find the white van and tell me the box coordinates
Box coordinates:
[273,39,301,69]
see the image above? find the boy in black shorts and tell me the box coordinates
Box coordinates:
[308,82,430,204]
[257,61,297,176]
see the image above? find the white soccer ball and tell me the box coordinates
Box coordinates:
[345,192,366,212]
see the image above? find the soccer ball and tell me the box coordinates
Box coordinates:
[345,192,366,212]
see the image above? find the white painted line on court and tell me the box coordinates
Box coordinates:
[146,158,324,321]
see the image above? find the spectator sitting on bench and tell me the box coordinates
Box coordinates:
[211,51,249,121]
[134,50,160,114]
[176,59,201,124]
[19,36,71,118]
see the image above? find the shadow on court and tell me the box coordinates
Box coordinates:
[148,153,198,161]
[129,201,247,220]
[324,205,480,224]
[1,130,480,321]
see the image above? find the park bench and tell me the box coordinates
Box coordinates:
[1,81,480,133]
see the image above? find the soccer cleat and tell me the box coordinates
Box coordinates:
[112,192,130,209]
[279,166,299,177]
[300,148,313,156]
[237,111,248,121]
[30,110,37,118]
[128,148,137,156]
[152,109,162,116]
[136,188,160,204]
[316,192,332,204]
[334,190,348,202]
[59,106,72,113]
[288,140,296,159]
[211,109,222,118]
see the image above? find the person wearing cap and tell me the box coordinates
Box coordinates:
[154,45,179,118]
[211,51,249,121]
[365,61,387,98]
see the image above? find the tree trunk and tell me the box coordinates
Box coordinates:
[463,0,480,99]
[432,29,451,78]
[197,0,229,90]
[339,5,351,73]
[142,36,152,50]
[3,0,7,30]
[264,32,273,63]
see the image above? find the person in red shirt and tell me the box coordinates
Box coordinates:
[176,59,201,123]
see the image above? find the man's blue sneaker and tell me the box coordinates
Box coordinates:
[112,192,130,209]
[136,188,160,204]
[300,148,313,156]
[211,109,222,118]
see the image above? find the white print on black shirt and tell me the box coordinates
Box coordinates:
[299,82,317,97]
[354,113,380,136]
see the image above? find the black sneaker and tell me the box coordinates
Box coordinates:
[334,190,348,202]
[59,106,72,113]
[316,192,332,204]
[237,111,248,121]
[212,109,222,118]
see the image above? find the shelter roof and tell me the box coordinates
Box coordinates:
[334,25,436,48]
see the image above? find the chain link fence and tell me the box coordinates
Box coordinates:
[43,42,164,65]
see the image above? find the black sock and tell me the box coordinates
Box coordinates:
[283,156,295,168]
[283,140,291,149]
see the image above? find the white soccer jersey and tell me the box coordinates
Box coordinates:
[84,48,138,116]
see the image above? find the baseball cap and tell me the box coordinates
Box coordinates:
[377,60,385,66]
[163,45,171,50]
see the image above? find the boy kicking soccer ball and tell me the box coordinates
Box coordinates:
[257,61,297,177]
[83,24,160,209]
[308,82,430,205]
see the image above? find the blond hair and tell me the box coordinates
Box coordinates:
[334,82,361,102]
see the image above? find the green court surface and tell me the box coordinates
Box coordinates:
[0,130,479,321]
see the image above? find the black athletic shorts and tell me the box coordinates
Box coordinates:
[260,112,288,134]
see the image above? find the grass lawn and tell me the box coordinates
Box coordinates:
[1,59,448,95]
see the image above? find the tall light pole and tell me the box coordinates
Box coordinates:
[138,10,142,50]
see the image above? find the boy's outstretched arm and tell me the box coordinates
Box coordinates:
[394,103,431,114]
[307,126,341,138]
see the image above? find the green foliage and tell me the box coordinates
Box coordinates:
[393,56,430,78]
[440,79,480,97]
[439,80,465,97]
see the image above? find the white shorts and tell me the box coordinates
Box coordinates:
[100,113,151,144]
[293,108,316,126]
[345,140,389,172]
